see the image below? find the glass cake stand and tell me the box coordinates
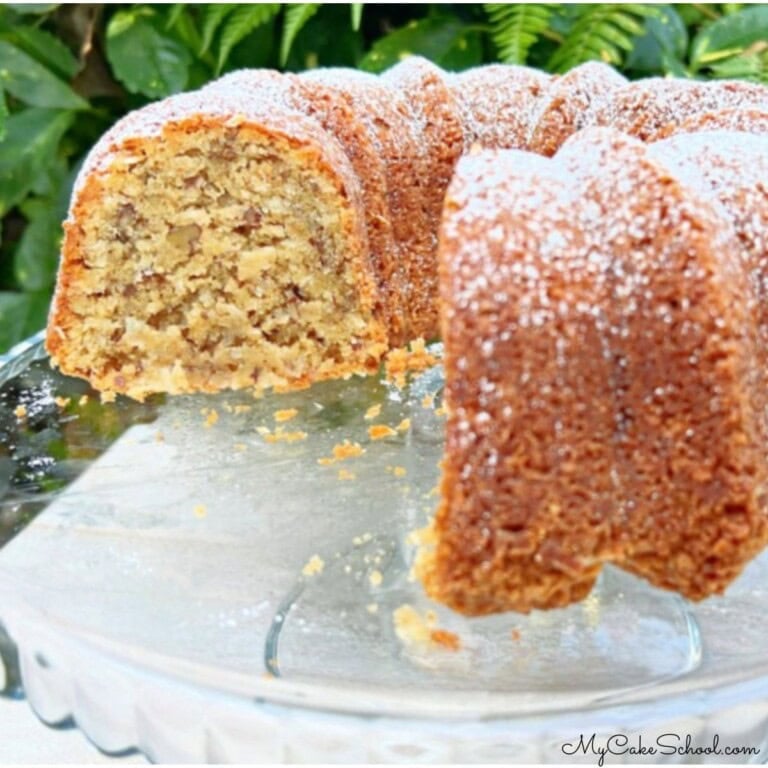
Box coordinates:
[0,333,767,763]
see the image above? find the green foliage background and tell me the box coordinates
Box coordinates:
[1,2,767,354]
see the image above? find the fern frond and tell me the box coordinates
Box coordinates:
[484,3,559,65]
[165,4,185,30]
[280,3,320,67]
[217,4,280,73]
[548,4,655,73]
[351,3,363,32]
[199,4,237,56]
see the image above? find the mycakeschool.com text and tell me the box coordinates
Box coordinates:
[560,732,760,765]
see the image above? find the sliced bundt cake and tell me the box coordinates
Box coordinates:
[47,77,388,399]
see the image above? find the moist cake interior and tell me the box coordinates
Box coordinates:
[54,121,384,399]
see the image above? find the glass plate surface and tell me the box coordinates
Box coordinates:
[0,334,767,763]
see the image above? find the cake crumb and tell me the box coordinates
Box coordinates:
[334,440,365,459]
[78,394,89,406]
[368,424,397,440]
[263,427,307,444]
[302,554,324,577]
[384,338,438,388]
[364,403,382,420]
[233,442,248,452]
[100,391,116,404]
[233,404,252,415]
[396,418,411,432]
[317,440,366,465]
[511,629,522,642]
[193,504,207,518]
[434,406,447,417]
[204,409,219,428]
[13,404,26,419]
[421,394,435,409]
[387,465,407,477]
[337,468,356,481]
[369,569,383,587]
[430,628,462,651]
[392,604,460,652]
[366,603,379,614]
[155,431,165,443]
[54,396,71,409]
[274,408,298,423]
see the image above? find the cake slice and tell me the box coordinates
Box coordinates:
[47,76,387,400]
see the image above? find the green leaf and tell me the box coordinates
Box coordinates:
[691,5,768,69]
[165,3,185,30]
[484,4,558,65]
[6,25,80,79]
[106,9,192,98]
[0,290,50,350]
[224,17,277,71]
[217,4,279,73]
[14,197,65,291]
[200,4,236,55]
[709,51,768,81]
[0,91,6,142]
[351,3,363,32]
[164,6,203,57]
[359,16,483,73]
[0,41,86,109]
[5,4,58,14]
[281,3,320,67]
[0,108,74,216]
[548,4,655,73]
[625,5,688,75]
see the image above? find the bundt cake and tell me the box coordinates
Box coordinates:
[46,57,768,613]
[418,128,768,615]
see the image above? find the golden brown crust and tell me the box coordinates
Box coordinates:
[426,129,768,615]
[527,61,626,156]
[383,57,465,341]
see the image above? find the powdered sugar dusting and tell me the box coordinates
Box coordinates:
[446,64,551,150]
[527,61,626,155]
[656,107,768,139]
[434,125,768,613]
[591,78,768,141]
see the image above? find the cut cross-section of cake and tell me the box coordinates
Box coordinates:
[47,76,388,400]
